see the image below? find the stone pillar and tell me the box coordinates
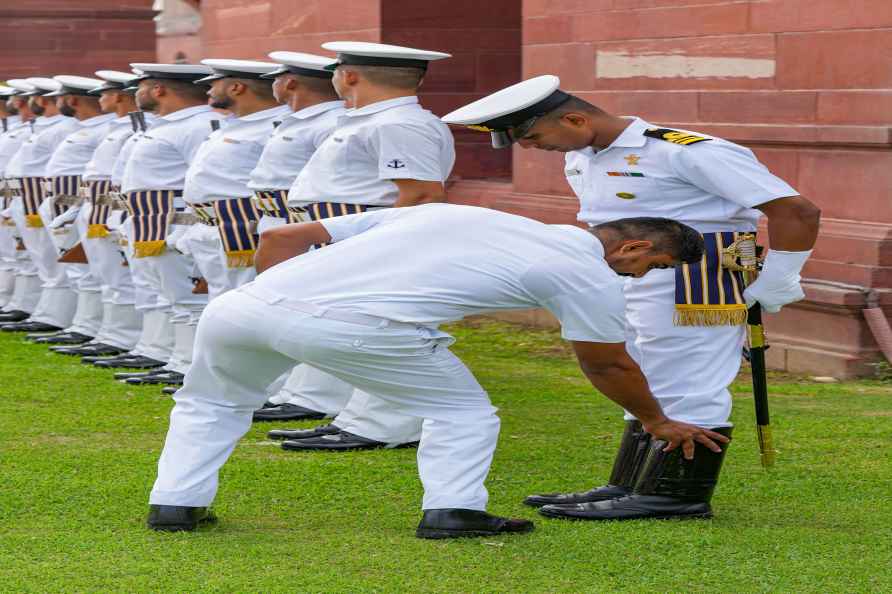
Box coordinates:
[0,1,156,77]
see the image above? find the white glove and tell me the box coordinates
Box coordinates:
[743,249,812,313]
[48,206,80,229]
[175,224,194,256]
[105,209,126,231]
[166,222,188,251]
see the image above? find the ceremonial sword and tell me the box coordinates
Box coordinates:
[726,234,775,468]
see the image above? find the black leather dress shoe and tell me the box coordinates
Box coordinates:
[2,321,61,333]
[79,346,131,361]
[50,342,121,357]
[268,423,339,441]
[25,330,63,341]
[146,505,216,532]
[280,430,418,452]
[35,332,93,345]
[523,484,631,508]
[252,403,326,422]
[114,370,154,380]
[125,371,184,386]
[93,355,165,369]
[0,310,29,323]
[53,343,125,357]
[416,509,534,539]
[539,495,713,521]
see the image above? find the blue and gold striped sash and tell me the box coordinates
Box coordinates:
[253,190,305,223]
[49,175,82,219]
[19,177,47,227]
[85,179,113,238]
[125,190,181,258]
[212,197,262,268]
[674,231,748,326]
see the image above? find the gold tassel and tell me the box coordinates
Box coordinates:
[225,250,256,268]
[86,224,109,238]
[25,214,44,228]
[674,305,747,327]
[133,240,167,258]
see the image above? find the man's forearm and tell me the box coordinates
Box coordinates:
[254,223,330,273]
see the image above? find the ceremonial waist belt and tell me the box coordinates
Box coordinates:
[18,177,48,228]
[252,190,306,223]
[305,201,371,222]
[83,179,114,238]
[674,231,751,326]
[125,189,183,258]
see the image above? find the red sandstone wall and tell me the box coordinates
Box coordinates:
[452,0,891,377]
[517,0,892,287]
[0,0,156,78]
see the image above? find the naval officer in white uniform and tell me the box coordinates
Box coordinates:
[443,76,820,522]
[0,84,32,312]
[258,42,453,449]
[109,64,216,378]
[2,77,80,334]
[0,80,43,323]
[181,58,291,299]
[147,202,729,537]
[33,75,116,346]
[54,71,146,358]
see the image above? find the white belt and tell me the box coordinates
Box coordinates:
[240,284,406,329]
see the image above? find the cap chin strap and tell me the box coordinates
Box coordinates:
[490,130,513,149]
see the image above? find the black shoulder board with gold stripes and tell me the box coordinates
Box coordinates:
[643,127,711,146]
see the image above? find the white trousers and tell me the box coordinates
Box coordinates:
[129,309,174,363]
[91,302,142,350]
[5,272,42,314]
[623,268,744,428]
[151,288,499,511]
[64,290,104,337]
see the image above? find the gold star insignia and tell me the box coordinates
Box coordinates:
[624,154,641,166]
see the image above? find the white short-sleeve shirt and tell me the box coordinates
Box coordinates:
[287,96,455,207]
[566,117,798,233]
[248,100,345,192]
[83,115,134,181]
[46,113,116,177]
[121,105,217,193]
[110,114,157,189]
[183,104,292,203]
[5,115,80,178]
[251,203,626,343]
[0,117,31,177]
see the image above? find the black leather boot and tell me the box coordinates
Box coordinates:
[146,505,216,532]
[524,420,651,507]
[416,509,534,539]
[539,427,732,521]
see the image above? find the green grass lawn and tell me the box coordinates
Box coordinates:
[1,320,890,593]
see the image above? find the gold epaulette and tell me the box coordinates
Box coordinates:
[643,127,711,146]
